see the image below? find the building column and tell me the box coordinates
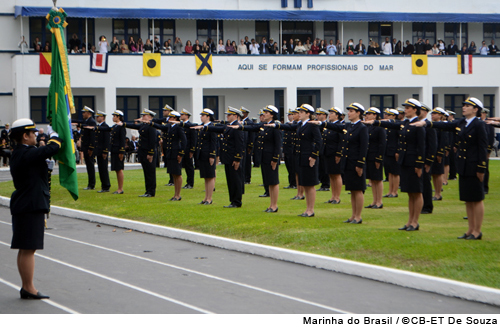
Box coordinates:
[285,86,297,112]
[333,86,344,110]
[104,87,116,125]
[419,86,433,108]
[191,87,203,124]
[495,87,500,117]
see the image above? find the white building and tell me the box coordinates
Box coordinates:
[1,0,500,127]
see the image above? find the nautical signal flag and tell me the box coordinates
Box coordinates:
[143,53,161,76]
[411,55,428,75]
[40,52,52,74]
[90,53,108,73]
[458,54,473,74]
[195,53,213,75]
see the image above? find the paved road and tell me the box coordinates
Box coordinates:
[0,207,498,314]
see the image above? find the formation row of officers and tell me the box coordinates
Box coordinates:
[75,96,494,240]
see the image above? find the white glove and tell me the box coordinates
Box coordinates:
[47,125,59,138]
[46,159,55,171]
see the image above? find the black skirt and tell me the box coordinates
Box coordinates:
[459,175,484,202]
[343,166,366,191]
[11,212,45,250]
[326,156,343,175]
[261,163,279,186]
[111,153,124,171]
[384,155,400,175]
[297,164,319,186]
[198,159,216,179]
[444,152,450,166]
[431,158,444,175]
[366,160,383,181]
[400,165,423,193]
[167,159,182,175]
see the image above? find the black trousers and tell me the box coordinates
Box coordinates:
[284,153,296,187]
[183,152,195,186]
[140,153,156,196]
[96,153,111,191]
[422,168,433,213]
[83,150,96,188]
[225,163,243,207]
[318,155,330,188]
[244,148,252,183]
[449,150,457,179]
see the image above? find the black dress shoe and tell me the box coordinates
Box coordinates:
[350,219,362,224]
[421,210,432,214]
[343,219,352,223]
[398,225,408,230]
[383,194,390,198]
[182,185,193,189]
[371,204,383,209]
[20,288,49,300]
[198,200,206,204]
[284,185,293,189]
[325,199,334,203]
[406,224,419,231]
[365,204,374,208]
[244,182,251,185]
[170,197,182,201]
[139,194,154,197]
[83,187,95,190]
[298,212,314,217]
[457,233,469,239]
[388,194,398,198]
[203,201,213,205]
[165,183,174,186]
[112,191,124,194]
[463,216,468,220]
[97,189,110,193]
[265,207,278,213]
[258,184,264,186]
[466,232,482,240]
[432,196,443,201]
[259,193,270,197]
[224,204,240,208]
[331,199,341,204]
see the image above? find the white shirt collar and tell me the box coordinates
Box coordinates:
[409,116,418,122]
[351,119,360,124]
[465,116,476,126]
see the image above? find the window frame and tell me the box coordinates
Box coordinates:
[71,96,96,122]
[444,23,468,48]
[29,17,53,51]
[196,20,223,44]
[412,22,436,45]
[30,96,49,124]
[148,96,176,118]
[255,21,270,44]
[370,94,395,118]
[66,18,95,51]
[324,22,338,43]
[116,96,141,122]
[483,23,500,42]
[444,94,466,118]
[484,94,495,117]
[112,19,141,47]
[368,22,393,46]
[148,19,176,48]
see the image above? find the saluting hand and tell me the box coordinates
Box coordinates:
[191,125,203,130]
[415,167,422,178]
[264,123,276,127]
[307,121,321,125]
[410,120,426,127]
[362,120,374,125]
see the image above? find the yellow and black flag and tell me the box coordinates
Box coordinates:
[412,55,428,75]
[195,53,213,75]
[143,53,161,76]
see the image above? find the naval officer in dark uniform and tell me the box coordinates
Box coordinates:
[316,108,331,192]
[152,104,174,186]
[323,107,344,205]
[481,108,495,194]
[240,106,254,185]
[382,108,400,198]
[429,107,448,202]
[283,109,298,189]
[365,107,386,209]
[74,106,96,190]
[94,110,111,193]
[419,103,437,215]
[195,109,217,205]
[9,118,62,299]
[180,109,197,189]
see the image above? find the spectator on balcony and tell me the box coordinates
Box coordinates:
[355,39,366,55]
[68,34,81,52]
[185,40,193,54]
[336,39,343,55]
[281,40,288,54]
[162,40,172,54]
[244,36,251,53]
[207,38,217,53]
[479,41,488,55]
[403,40,414,55]
[128,36,137,53]
[98,35,108,54]
[90,45,96,53]
[237,39,247,54]
[310,40,320,54]
[392,38,397,53]
[33,37,41,50]
[260,37,270,54]
[424,39,432,55]
[71,45,79,54]
[346,39,355,55]
[367,41,376,55]
[488,39,498,55]
[446,39,458,55]
[217,39,225,54]
[294,41,306,55]
[174,37,183,54]
[193,42,201,54]
[326,39,336,55]
[414,38,425,54]
[136,38,144,53]
[143,39,153,53]
[120,39,130,53]
[288,39,295,54]
[44,41,51,52]
[318,40,326,54]
[432,43,440,55]
[201,41,210,54]
[249,39,260,54]
[81,46,87,54]
[153,36,161,52]
[381,37,392,55]
[225,39,235,54]
[468,41,477,54]
[18,36,28,54]
[394,40,402,55]
[304,39,312,52]
[110,36,120,53]
[271,42,279,54]
[460,44,469,54]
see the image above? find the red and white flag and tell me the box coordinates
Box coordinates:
[90,53,108,73]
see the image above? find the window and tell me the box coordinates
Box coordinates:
[255,21,269,44]
[282,21,314,45]
[203,96,219,120]
[274,90,285,122]
[433,94,438,108]
[29,18,53,51]
[116,96,140,122]
[297,90,321,109]
[369,22,392,46]
[294,0,302,8]
[412,94,420,101]
[444,23,467,49]
[148,96,176,118]
[484,94,495,117]
[370,95,395,118]
[324,22,338,43]
[412,23,436,45]
[148,20,175,48]
[30,96,48,124]
[71,96,95,121]
[445,94,466,118]
[113,19,140,45]
[196,20,223,43]
[66,18,95,51]
[483,23,500,42]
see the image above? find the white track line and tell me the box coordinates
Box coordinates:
[0,240,213,314]
[0,276,80,314]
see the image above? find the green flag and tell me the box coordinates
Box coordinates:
[46,8,79,200]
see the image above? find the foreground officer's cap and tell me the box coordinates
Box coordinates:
[201,108,214,116]
[431,107,446,115]
[298,104,315,113]
[11,118,38,134]
[420,103,431,112]
[482,108,490,114]
[384,108,399,116]
[140,108,156,117]
[240,106,250,113]
[402,98,421,108]
[263,105,279,114]
[168,110,181,118]
[397,107,405,114]
[346,102,365,113]
[162,104,173,111]
[112,110,124,116]
[180,108,192,116]
[225,106,243,117]
[446,110,456,116]
[329,107,343,115]
[96,110,107,116]
[463,97,484,110]
[366,107,381,115]
[82,106,94,113]
[444,111,450,117]
[315,107,329,115]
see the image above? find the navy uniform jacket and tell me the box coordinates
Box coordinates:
[152,122,187,159]
[10,137,62,215]
[378,118,426,169]
[423,120,437,166]
[195,122,217,161]
[253,126,265,166]
[205,121,244,165]
[124,122,157,157]
[282,121,297,156]
[242,117,255,154]
[110,125,126,154]
[277,120,322,167]
[434,126,448,159]
[322,121,368,169]
[242,123,282,164]
[94,122,110,156]
[485,122,495,155]
[75,117,96,152]
[323,120,344,158]
[427,118,488,176]
[367,125,386,162]
[384,119,399,157]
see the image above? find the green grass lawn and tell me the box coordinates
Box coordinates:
[1,161,499,289]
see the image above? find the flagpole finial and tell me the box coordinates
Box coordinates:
[52,0,57,10]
